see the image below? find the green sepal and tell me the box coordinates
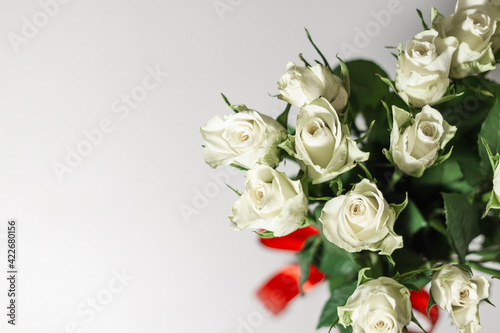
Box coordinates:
[337,56,351,96]
[357,163,373,181]
[390,192,408,219]
[355,120,376,144]
[385,255,396,267]
[229,163,249,171]
[357,267,372,286]
[411,311,428,333]
[276,103,291,130]
[278,134,297,158]
[308,196,334,201]
[255,230,275,238]
[434,92,464,106]
[220,93,250,113]
[382,148,394,165]
[426,289,437,319]
[416,8,429,30]
[329,177,344,196]
[298,53,312,67]
[305,28,331,70]
[377,74,396,92]
[433,146,454,166]
[381,100,393,130]
[484,192,500,217]
[226,184,242,197]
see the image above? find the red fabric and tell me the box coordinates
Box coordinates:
[405,289,439,333]
[256,227,440,331]
[259,226,319,251]
[256,264,325,315]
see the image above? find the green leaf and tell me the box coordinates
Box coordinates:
[443,193,480,263]
[478,88,500,174]
[317,240,358,278]
[305,28,331,70]
[276,103,291,130]
[457,158,486,187]
[404,283,423,292]
[333,60,390,120]
[297,236,321,294]
[416,9,429,30]
[467,261,500,276]
[317,281,357,329]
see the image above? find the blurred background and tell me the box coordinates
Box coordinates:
[0,0,497,332]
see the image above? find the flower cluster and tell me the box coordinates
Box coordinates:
[201,1,500,332]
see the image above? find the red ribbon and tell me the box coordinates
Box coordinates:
[259,226,319,251]
[256,264,324,315]
[256,227,439,333]
[406,289,439,333]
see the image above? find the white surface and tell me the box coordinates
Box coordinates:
[0,0,497,332]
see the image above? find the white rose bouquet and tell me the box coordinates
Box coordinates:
[200,4,500,333]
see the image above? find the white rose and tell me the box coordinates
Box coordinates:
[432,0,498,78]
[396,29,458,108]
[338,277,412,333]
[389,105,457,177]
[277,62,348,112]
[201,110,286,169]
[431,265,490,333]
[229,164,308,237]
[319,179,403,255]
[293,98,369,184]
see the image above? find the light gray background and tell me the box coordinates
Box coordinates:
[0,0,498,332]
